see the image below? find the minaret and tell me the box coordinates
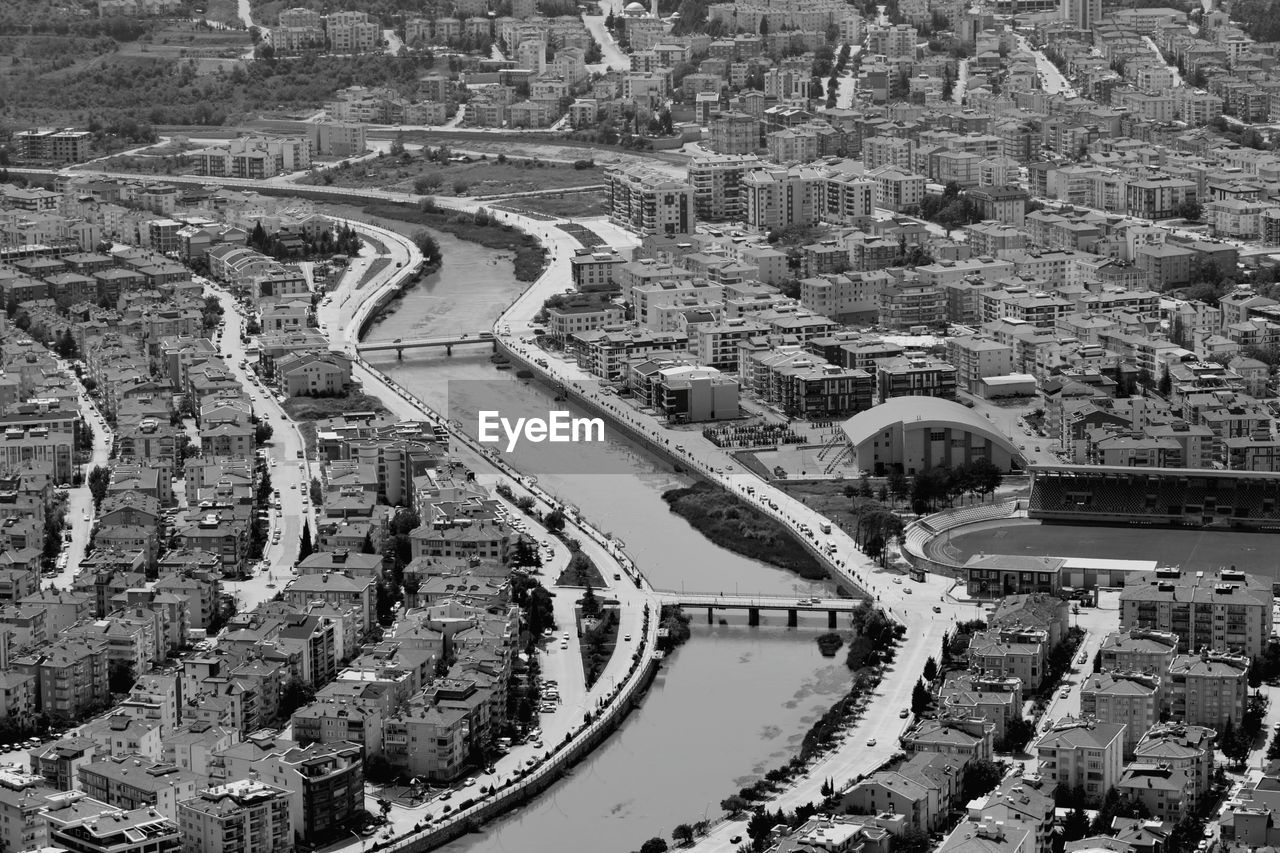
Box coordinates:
[651,0,658,18]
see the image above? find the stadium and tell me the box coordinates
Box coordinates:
[1027,464,1280,530]
[904,465,1280,593]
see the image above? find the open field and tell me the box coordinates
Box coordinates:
[202,0,244,27]
[501,193,612,219]
[309,153,609,197]
[392,130,690,172]
[945,520,1280,581]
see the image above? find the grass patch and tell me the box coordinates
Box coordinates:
[577,602,619,689]
[775,481,898,536]
[285,392,388,452]
[555,548,608,588]
[283,391,388,422]
[662,481,827,580]
[362,202,547,282]
[357,257,392,290]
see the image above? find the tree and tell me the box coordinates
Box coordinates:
[911,678,930,714]
[581,583,601,618]
[962,760,1003,801]
[672,824,695,846]
[254,422,274,445]
[1221,719,1249,767]
[720,795,751,815]
[256,470,273,507]
[298,524,314,560]
[1062,807,1090,842]
[640,838,669,853]
[544,508,566,533]
[967,458,1003,500]
[893,826,932,853]
[108,659,136,694]
[279,677,316,723]
[361,531,376,554]
[923,656,938,681]
[411,229,441,262]
[310,478,323,506]
[87,465,110,510]
[1176,199,1202,221]
[998,717,1036,753]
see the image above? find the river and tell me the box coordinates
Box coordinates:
[360,224,852,851]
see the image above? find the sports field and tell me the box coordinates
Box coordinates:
[944,521,1280,583]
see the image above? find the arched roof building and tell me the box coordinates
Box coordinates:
[841,397,1023,476]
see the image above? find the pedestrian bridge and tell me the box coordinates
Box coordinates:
[654,591,865,628]
[357,335,496,357]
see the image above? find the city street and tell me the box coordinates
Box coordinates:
[48,378,114,592]
[1034,592,1120,726]
[201,284,316,611]
[958,390,1061,467]
[1016,33,1076,96]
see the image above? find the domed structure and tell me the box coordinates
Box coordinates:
[623,1,648,15]
[840,396,1023,476]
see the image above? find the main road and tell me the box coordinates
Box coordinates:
[48,365,114,592]
[200,282,316,611]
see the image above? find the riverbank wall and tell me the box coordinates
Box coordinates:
[384,651,662,853]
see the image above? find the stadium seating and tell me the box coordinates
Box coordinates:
[1028,466,1280,530]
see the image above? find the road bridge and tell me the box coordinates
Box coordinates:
[654,592,865,628]
[357,335,496,357]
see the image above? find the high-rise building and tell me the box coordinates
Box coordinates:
[1061,0,1102,30]
[607,164,695,237]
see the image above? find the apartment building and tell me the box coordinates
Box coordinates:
[875,354,958,401]
[1126,176,1197,219]
[44,798,181,853]
[213,738,363,846]
[946,337,1015,393]
[575,328,689,380]
[823,172,876,224]
[743,166,827,230]
[1166,650,1249,727]
[1079,671,1163,755]
[1132,723,1215,810]
[692,319,770,369]
[177,781,293,853]
[326,10,381,52]
[968,627,1049,691]
[11,637,110,722]
[879,280,946,330]
[801,271,892,324]
[1099,629,1180,675]
[14,128,91,163]
[188,137,312,180]
[689,154,765,221]
[867,165,927,211]
[1033,718,1126,805]
[607,164,695,236]
[1119,568,1273,657]
[77,756,200,820]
